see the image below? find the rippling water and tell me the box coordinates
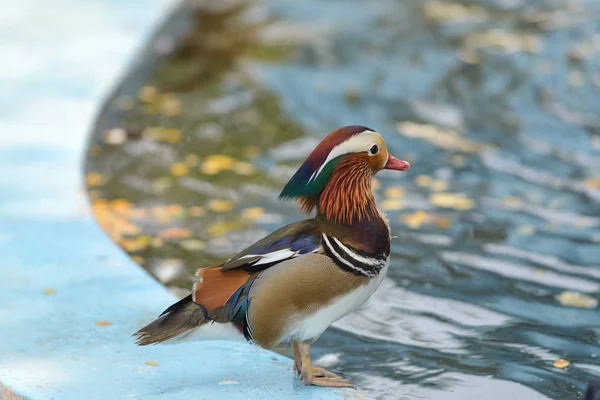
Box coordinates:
[86,0,600,398]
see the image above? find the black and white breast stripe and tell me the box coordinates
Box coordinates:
[322,234,387,277]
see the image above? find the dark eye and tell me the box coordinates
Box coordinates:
[369,144,379,155]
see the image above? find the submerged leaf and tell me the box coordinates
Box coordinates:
[159,227,192,239]
[170,162,189,177]
[384,186,405,198]
[381,198,404,211]
[188,206,206,217]
[400,211,430,228]
[429,192,474,210]
[138,86,159,103]
[553,359,570,369]
[201,154,237,175]
[180,240,206,251]
[86,172,105,187]
[558,291,598,309]
[208,199,234,213]
[241,207,265,221]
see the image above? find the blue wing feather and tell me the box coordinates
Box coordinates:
[220,220,321,272]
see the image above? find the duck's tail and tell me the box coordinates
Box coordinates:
[133,295,210,345]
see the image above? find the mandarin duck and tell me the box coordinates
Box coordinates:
[134,125,410,388]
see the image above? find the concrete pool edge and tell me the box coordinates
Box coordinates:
[0,1,350,399]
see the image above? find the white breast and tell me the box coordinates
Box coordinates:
[289,262,389,342]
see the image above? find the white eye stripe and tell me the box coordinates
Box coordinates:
[308,131,380,184]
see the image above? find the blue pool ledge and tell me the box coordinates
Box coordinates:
[0,1,350,399]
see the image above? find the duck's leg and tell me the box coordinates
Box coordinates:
[292,340,302,375]
[297,341,355,388]
[293,340,334,379]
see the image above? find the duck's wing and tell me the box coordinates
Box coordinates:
[192,219,323,336]
[218,219,323,272]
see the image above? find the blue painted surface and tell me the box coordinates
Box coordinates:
[0,1,348,399]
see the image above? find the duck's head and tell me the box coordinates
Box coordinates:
[280,125,409,223]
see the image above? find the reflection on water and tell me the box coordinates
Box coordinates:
[86,0,600,398]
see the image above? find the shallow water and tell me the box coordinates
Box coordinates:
[86,1,600,398]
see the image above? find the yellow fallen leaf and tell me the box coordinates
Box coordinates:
[43,288,56,295]
[233,161,255,176]
[119,238,149,252]
[160,94,182,116]
[400,211,429,228]
[430,180,448,192]
[415,175,433,187]
[433,217,452,229]
[86,172,105,187]
[109,199,132,213]
[94,211,141,241]
[385,186,404,198]
[241,207,265,221]
[381,198,404,211]
[558,291,598,309]
[142,127,164,141]
[145,361,159,367]
[553,359,570,369]
[180,240,206,251]
[170,162,189,177]
[429,193,474,210]
[138,86,159,103]
[151,237,164,248]
[208,199,234,213]
[188,206,206,217]
[131,255,144,265]
[163,128,182,144]
[584,178,600,189]
[201,155,237,175]
[159,227,192,239]
[165,204,185,219]
[208,221,240,236]
[95,320,113,326]
[152,205,173,223]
